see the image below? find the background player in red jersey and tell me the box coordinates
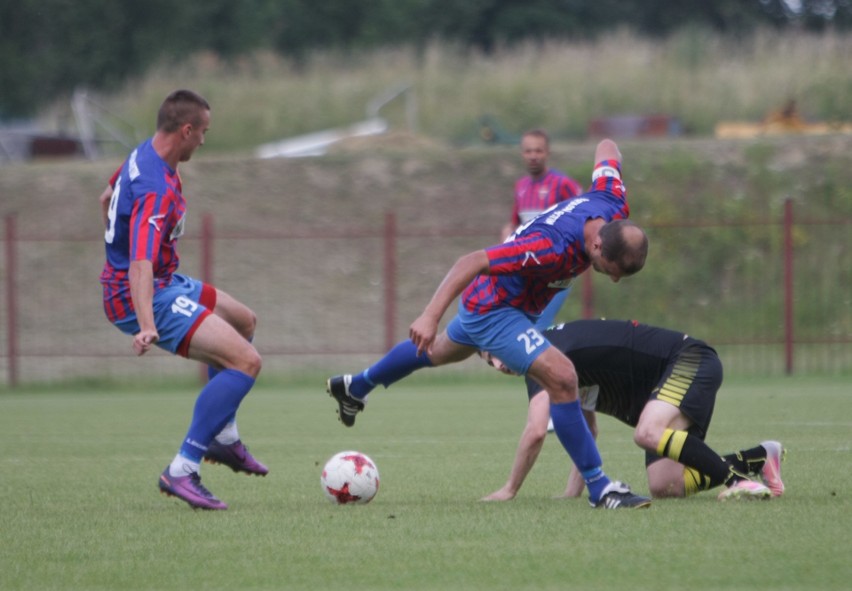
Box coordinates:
[99,90,266,511]
[501,129,583,241]
[329,139,653,509]
[501,129,584,331]
[480,319,784,502]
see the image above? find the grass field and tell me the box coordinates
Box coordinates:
[1,373,849,590]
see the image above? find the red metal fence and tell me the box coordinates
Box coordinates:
[2,202,850,387]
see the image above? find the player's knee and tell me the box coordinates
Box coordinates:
[528,422,549,442]
[240,309,257,341]
[649,479,684,499]
[531,352,578,403]
[237,346,262,378]
[544,373,578,403]
[428,337,474,366]
[633,425,659,452]
[425,350,451,366]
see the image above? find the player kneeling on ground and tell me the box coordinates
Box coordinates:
[480,319,784,503]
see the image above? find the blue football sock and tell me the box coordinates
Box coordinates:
[550,399,611,503]
[179,369,255,462]
[206,365,236,428]
[205,334,254,418]
[349,340,433,398]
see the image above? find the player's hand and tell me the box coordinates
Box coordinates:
[132,329,159,356]
[409,314,437,357]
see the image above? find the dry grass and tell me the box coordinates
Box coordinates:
[39,29,852,153]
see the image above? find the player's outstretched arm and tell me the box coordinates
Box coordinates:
[482,391,551,501]
[410,249,489,356]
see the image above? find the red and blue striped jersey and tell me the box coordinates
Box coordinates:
[463,159,627,316]
[511,169,583,227]
[99,139,187,322]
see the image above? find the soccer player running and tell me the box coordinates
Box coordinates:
[99,90,267,511]
[480,319,784,502]
[501,129,584,330]
[328,139,653,509]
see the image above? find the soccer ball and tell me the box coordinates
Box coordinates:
[321,450,380,505]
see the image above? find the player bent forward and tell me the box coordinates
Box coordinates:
[481,319,784,502]
[327,139,653,509]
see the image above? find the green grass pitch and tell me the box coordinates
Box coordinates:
[1,373,849,590]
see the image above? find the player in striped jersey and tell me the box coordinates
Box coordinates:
[501,129,583,241]
[501,129,584,330]
[329,139,653,508]
[481,319,783,502]
[99,90,266,511]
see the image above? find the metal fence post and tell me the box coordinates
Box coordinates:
[384,212,397,353]
[4,215,18,387]
[784,198,794,375]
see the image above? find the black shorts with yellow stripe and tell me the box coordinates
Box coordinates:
[645,343,722,466]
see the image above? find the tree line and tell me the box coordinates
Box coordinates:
[1,0,848,118]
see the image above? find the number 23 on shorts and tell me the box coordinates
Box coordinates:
[517,328,545,354]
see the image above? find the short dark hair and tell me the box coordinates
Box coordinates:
[599,219,648,276]
[156,90,210,133]
[522,128,550,146]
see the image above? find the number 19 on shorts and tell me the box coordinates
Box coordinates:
[171,295,199,317]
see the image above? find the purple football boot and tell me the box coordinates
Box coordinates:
[158,468,228,511]
[203,440,269,476]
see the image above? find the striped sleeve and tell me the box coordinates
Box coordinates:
[486,232,562,276]
[589,159,626,200]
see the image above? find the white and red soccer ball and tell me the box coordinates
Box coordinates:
[321,451,380,505]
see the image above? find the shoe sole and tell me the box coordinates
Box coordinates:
[202,456,268,476]
[597,501,652,509]
[326,378,357,427]
[595,497,652,509]
[158,486,228,511]
[761,445,786,497]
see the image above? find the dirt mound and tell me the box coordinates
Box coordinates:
[327,131,448,154]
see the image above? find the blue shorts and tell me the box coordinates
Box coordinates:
[113,274,213,356]
[446,302,551,375]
